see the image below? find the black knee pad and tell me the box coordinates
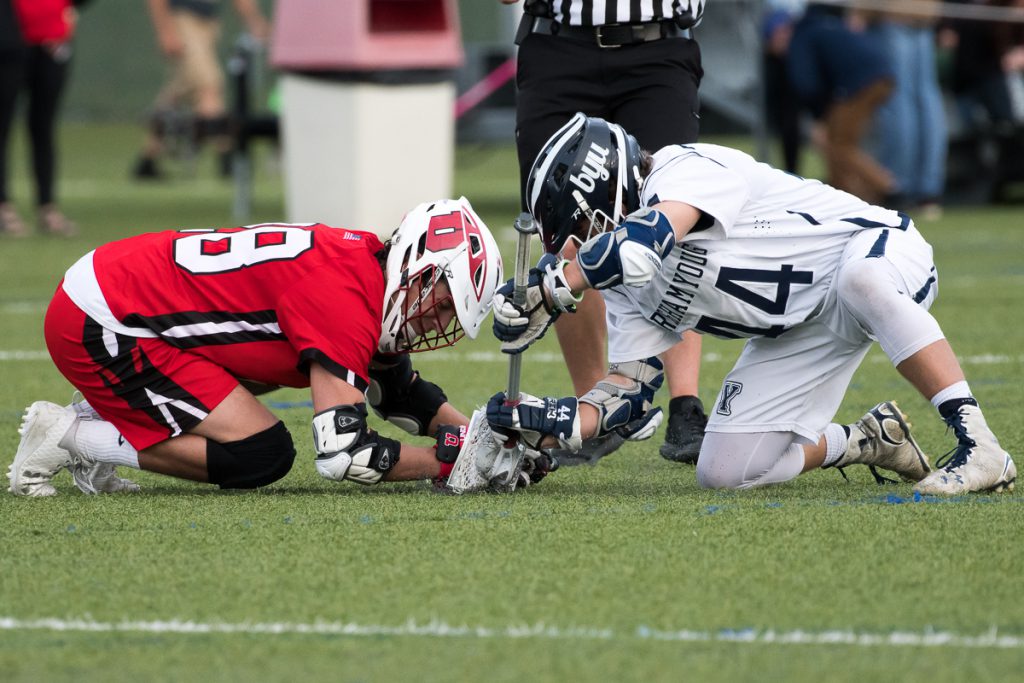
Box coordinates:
[206,421,296,489]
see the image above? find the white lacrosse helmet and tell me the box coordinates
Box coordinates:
[379,197,503,354]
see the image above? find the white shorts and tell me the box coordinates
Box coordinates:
[706,225,938,444]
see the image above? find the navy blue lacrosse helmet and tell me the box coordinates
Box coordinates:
[525,113,643,253]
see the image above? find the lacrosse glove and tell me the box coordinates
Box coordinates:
[486,391,583,452]
[492,253,581,355]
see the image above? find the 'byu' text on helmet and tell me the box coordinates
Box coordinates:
[525,113,643,254]
[380,197,502,354]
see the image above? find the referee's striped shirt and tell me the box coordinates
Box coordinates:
[540,0,706,27]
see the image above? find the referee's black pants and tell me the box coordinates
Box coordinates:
[514,31,703,200]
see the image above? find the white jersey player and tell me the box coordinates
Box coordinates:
[486,113,1016,495]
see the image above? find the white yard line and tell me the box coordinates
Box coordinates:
[0,616,1019,649]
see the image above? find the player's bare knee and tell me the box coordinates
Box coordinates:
[206,421,296,489]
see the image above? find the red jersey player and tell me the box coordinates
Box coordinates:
[9,198,512,496]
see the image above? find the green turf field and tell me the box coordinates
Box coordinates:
[1,124,1022,682]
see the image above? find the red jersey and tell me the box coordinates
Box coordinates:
[61,223,385,391]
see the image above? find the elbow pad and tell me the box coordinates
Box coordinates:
[580,357,665,436]
[367,354,447,436]
[578,208,675,289]
[312,403,401,485]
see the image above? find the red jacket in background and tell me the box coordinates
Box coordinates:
[12,0,74,45]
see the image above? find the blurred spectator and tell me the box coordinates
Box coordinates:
[787,3,896,204]
[132,0,269,181]
[0,0,84,237]
[856,1,947,219]
[940,0,1024,133]
[762,1,805,174]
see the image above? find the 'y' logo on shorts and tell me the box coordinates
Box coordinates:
[717,381,743,416]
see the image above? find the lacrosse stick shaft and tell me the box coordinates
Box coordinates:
[506,212,535,401]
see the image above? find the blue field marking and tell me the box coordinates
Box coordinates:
[267,400,313,409]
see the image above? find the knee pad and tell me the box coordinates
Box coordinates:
[207,421,296,489]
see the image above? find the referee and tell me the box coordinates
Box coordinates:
[501,0,709,466]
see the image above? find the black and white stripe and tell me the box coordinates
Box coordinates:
[121,310,285,349]
[547,0,705,27]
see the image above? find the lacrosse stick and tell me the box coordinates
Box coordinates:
[505,212,536,409]
[444,213,537,494]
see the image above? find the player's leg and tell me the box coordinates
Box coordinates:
[697,431,807,489]
[10,290,294,496]
[176,12,231,174]
[835,228,1015,493]
[696,312,927,488]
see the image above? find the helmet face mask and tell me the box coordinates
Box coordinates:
[380,198,502,354]
[526,113,643,253]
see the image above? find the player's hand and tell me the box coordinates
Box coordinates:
[518,448,559,487]
[486,391,582,452]
[492,254,579,354]
[578,207,675,289]
[616,407,664,442]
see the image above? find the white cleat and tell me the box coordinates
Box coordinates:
[63,394,141,495]
[8,401,77,497]
[914,403,1017,495]
[69,461,141,495]
[828,401,932,482]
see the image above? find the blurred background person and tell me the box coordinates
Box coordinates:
[131,0,269,181]
[787,2,896,205]
[855,0,947,220]
[0,0,84,237]
[762,0,805,174]
[940,0,1024,133]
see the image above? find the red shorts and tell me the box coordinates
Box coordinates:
[44,286,237,451]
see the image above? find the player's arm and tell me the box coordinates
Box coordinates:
[485,357,666,452]
[309,363,464,484]
[366,352,468,436]
[493,202,701,354]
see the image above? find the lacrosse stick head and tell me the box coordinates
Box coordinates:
[444,408,526,494]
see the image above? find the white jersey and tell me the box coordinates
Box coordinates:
[605,144,910,363]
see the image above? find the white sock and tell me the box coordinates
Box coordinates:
[73,419,140,469]
[822,423,849,467]
[929,381,972,410]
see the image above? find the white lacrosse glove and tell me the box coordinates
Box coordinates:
[492,254,581,355]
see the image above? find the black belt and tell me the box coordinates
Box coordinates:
[516,14,690,49]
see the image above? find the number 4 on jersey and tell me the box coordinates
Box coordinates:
[695,264,813,339]
[716,265,812,315]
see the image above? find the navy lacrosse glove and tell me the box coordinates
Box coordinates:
[486,391,583,452]
[578,207,675,290]
[491,253,580,354]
